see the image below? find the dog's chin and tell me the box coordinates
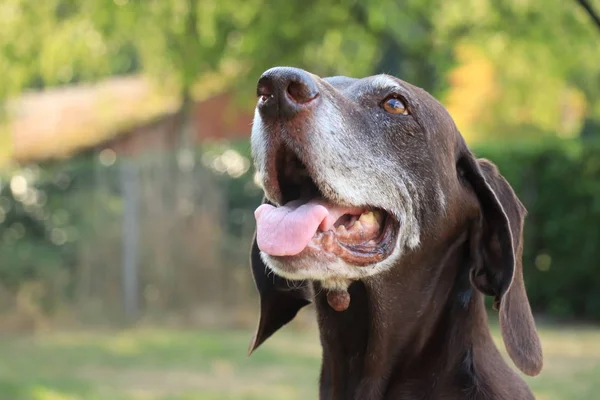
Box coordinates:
[260,223,402,289]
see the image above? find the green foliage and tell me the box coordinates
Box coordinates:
[475,137,600,320]
[0,0,136,99]
[2,0,598,143]
[0,158,98,312]
[438,0,600,141]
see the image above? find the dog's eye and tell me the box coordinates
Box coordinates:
[382,97,408,115]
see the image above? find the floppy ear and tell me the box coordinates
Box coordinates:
[248,199,312,355]
[459,152,543,377]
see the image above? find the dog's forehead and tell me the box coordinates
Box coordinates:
[323,74,413,98]
[322,73,459,144]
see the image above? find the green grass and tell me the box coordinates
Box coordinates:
[0,323,598,400]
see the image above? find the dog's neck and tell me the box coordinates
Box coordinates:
[313,232,528,400]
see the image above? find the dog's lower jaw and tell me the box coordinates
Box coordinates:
[258,227,406,282]
[264,255,354,311]
[258,229,406,313]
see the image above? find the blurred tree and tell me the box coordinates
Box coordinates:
[576,0,600,32]
[439,0,600,142]
[0,0,139,102]
[0,0,598,143]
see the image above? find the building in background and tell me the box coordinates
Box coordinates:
[7,75,253,164]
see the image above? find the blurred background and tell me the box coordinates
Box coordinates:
[0,0,599,399]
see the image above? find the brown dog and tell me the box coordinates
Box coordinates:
[248,67,543,399]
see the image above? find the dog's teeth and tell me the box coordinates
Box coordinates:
[359,211,376,225]
[351,221,363,231]
[336,225,348,235]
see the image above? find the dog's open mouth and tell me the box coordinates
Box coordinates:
[255,148,398,265]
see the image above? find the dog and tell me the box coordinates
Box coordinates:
[247,67,543,399]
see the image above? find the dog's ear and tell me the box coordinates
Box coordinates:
[248,199,312,356]
[459,153,543,377]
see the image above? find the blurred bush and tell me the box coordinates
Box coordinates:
[0,145,262,329]
[475,137,600,320]
[0,159,93,314]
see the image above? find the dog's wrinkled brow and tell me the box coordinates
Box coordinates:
[370,75,402,91]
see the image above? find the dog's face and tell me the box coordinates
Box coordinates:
[249,67,542,377]
[252,67,461,288]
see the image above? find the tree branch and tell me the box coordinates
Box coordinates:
[576,0,600,32]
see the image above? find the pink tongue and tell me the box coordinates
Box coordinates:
[255,200,364,256]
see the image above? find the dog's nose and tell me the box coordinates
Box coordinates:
[256,67,319,119]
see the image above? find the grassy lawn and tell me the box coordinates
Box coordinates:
[0,322,598,400]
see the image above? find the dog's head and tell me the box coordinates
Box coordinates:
[248,67,542,376]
